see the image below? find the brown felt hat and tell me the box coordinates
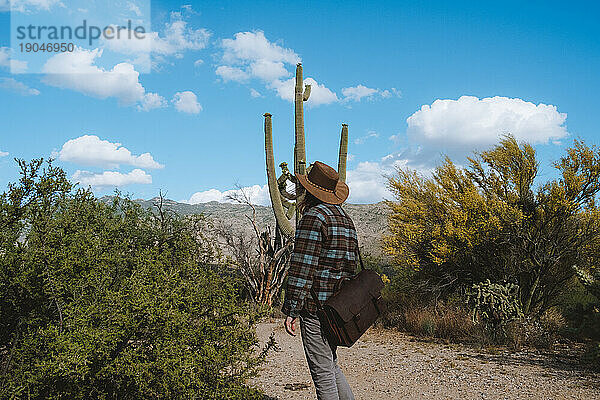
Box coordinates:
[295,161,349,205]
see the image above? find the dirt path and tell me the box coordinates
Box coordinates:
[251,320,600,400]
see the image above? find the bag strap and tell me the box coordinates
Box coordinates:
[357,246,367,272]
[338,205,368,272]
[310,287,323,310]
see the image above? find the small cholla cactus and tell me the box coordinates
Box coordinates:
[466,280,523,336]
[264,63,349,237]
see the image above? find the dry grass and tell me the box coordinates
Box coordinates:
[383,298,568,350]
[384,300,480,342]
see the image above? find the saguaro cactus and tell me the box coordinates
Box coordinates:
[338,124,349,183]
[264,63,349,237]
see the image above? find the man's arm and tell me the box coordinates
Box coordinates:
[281,209,325,318]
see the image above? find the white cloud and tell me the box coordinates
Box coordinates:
[346,161,394,204]
[221,31,300,66]
[42,47,167,111]
[0,47,28,73]
[3,0,63,12]
[342,85,378,102]
[342,85,401,102]
[217,31,338,105]
[138,92,167,111]
[57,135,164,169]
[407,96,568,152]
[250,88,261,98]
[101,14,210,61]
[344,95,567,204]
[0,77,40,96]
[215,65,250,82]
[194,59,204,67]
[72,169,152,188]
[172,91,202,114]
[0,149,8,157]
[250,59,289,82]
[186,184,270,206]
[345,152,434,203]
[271,77,338,106]
[354,131,379,145]
[42,48,147,104]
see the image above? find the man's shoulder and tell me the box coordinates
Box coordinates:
[305,203,340,220]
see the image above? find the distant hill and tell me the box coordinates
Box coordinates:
[102,197,391,257]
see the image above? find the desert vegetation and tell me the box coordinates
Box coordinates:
[1,135,599,399]
[0,159,273,399]
[381,135,600,366]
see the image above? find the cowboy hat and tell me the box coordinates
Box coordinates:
[295,161,349,205]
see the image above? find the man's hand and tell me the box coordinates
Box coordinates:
[284,316,297,336]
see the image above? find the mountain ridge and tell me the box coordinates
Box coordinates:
[101,196,391,257]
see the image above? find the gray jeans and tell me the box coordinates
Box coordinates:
[300,311,355,400]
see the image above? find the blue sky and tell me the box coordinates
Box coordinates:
[0,0,599,204]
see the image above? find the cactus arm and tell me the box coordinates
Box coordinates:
[338,123,348,183]
[277,162,297,201]
[303,84,311,101]
[264,113,294,238]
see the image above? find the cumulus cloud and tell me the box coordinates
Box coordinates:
[186,184,270,206]
[336,95,569,204]
[221,31,300,66]
[72,169,152,188]
[42,48,143,103]
[216,31,398,107]
[345,153,434,203]
[0,47,28,73]
[407,95,568,151]
[0,149,8,157]
[138,92,167,111]
[216,31,338,106]
[250,88,262,98]
[346,161,394,204]
[42,47,165,110]
[215,65,250,82]
[57,135,164,169]
[0,77,40,96]
[101,12,210,63]
[217,30,298,84]
[344,95,569,203]
[172,91,202,114]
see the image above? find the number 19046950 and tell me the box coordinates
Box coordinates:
[19,42,74,52]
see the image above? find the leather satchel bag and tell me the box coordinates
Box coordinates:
[310,250,386,347]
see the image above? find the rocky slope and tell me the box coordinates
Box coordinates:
[117,197,391,257]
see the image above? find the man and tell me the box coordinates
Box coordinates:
[281,161,357,400]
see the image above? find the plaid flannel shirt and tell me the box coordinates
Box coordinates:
[281,203,359,317]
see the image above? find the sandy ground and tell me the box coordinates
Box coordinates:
[250,320,600,400]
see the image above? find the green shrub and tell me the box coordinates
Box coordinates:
[0,159,268,399]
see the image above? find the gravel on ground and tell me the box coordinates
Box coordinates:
[250,320,600,400]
